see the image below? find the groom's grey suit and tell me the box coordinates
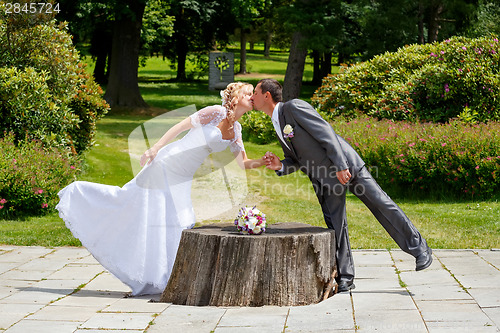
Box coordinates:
[274,99,429,282]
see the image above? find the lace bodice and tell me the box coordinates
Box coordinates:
[189,105,245,154]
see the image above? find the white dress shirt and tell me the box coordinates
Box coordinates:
[271,102,286,172]
[271,102,290,149]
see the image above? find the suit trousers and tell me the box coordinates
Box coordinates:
[313,166,429,282]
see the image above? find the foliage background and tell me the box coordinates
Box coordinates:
[312,36,500,123]
[240,36,500,200]
[0,3,109,217]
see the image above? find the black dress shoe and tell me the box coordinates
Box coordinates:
[337,280,355,293]
[416,247,433,271]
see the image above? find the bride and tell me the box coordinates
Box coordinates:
[56,82,265,296]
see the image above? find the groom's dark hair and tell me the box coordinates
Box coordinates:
[258,78,282,103]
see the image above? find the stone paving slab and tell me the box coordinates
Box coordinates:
[146,305,226,332]
[0,245,498,332]
[79,312,156,330]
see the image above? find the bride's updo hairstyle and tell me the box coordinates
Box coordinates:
[221,82,253,127]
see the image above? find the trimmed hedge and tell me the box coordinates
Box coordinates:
[312,36,500,123]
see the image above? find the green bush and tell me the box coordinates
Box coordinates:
[312,36,500,123]
[0,4,109,153]
[0,66,77,148]
[240,111,277,144]
[333,117,500,200]
[0,133,79,218]
[68,68,110,153]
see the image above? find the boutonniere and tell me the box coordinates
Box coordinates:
[283,124,294,140]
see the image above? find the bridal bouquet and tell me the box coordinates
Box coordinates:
[234,206,266,235]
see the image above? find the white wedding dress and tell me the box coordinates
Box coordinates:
[56,106,244,296]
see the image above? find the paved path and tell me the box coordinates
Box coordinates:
[0,246,498,332]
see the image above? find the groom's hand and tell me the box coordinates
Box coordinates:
[336,169,352,185]
[263,151,283,171]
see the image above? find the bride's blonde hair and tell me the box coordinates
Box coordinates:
[221,82,253,127]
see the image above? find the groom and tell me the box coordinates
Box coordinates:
[252,78,433,292]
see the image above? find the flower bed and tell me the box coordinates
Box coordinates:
[0,133,79,218]
[335,117,500,200]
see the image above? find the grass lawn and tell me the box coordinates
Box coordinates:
[1,47,499,249]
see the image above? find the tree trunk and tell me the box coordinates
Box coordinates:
[283,32,307,101]
[175,8,188,81]
[312,50,321,85]
[93,52,108,85]
[176,39,188,81]
[161,222,337,307]
[90,22,112,85]
[239,28,247,74]
[104,1,147,108]
[321,52,332,78]
[264,29,272,57]
[417,1,425,44]
[337,51,346,66]
[427,3,444,43]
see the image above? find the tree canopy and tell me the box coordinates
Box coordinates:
[52,0,498,104]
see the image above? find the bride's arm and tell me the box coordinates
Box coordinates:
[231,124,266,170]
[140,117,193,166]
[239,151,266,169]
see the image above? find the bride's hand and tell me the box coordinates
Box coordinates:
[140,147,158,167]
[263,151,282,170]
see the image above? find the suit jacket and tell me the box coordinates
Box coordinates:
[276,99,365,189]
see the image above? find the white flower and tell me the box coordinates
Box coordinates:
[247,217,258,229]
[283,124,293,135]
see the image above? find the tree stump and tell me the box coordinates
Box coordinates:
[161,222,337,307]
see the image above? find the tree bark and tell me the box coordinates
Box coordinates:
[322,52,332,78]
[417,1,426,44]
[174,8,188,81]
[239,28,247,74]
[104,1,147,108]
[312,50,321,85]
[161,222,337,307]
[176,37,188,81]
[90,21,112,85]
[264,29,272,57]
[283,32,307,102]
[427,2,444,43]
